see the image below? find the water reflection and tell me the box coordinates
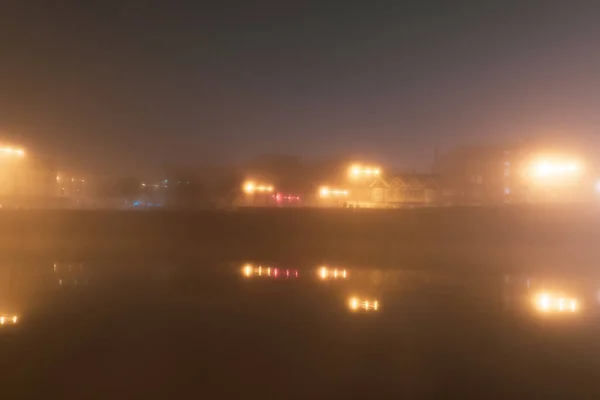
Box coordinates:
[241,264,299,279]
[317,266,348,280]
[0,260,598,329]
[0,314,18,326]
[53,262,88,286]
[532,292,579,314]
[348,297,379,312]
[502,274,586,317]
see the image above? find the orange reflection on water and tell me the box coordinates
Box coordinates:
[0,314,18,326]
[241,264,298,279]
[533,292,578,314]
[317,266,348,280]
[348,297,379,312]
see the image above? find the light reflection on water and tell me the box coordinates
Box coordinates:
[2,260,600,398]
[0,260,599,325]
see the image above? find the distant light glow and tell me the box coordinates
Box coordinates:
[349,164,381,179]
[528,157,583,183]
[274,193,300,202]
[243,181,274,194]
[243,181,255,194]
[0,147,24,157]
[319,187,349,198]
[533,292,579,314]
[595,180,600,194]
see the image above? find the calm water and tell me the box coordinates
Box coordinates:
[1,259,600,398]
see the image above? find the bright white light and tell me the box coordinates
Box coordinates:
[530,158,583,181]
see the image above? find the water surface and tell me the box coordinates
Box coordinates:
[1,259,599,398]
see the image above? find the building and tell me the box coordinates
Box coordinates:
[369,174,442,207]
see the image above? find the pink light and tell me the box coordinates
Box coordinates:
[295,270,298,278]
[286,269,289,278]
[274,268,278,278]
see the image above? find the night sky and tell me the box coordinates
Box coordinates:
[1,1,600,176]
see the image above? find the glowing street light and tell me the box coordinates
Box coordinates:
[527,158,583,182]
[319,186,349,198]
[0,147,24,157]
[348,164,381,179]
[242,181,274,194]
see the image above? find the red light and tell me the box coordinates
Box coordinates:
[274,268,278,278]
[286,269,290,278]
[295,270,298,278]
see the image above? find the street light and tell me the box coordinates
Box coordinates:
[0,147,24,157]
[243,181,274,194]
[348,164,381,179]
[319,186,349,198]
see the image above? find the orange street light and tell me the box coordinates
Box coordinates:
[0,147,25,157]
[243,181,274,194]
[319,186,349,198]
[348,164,381,179]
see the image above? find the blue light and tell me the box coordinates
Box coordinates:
[133,201,140,207]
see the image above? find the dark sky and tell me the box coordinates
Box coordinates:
[1,1,600,176]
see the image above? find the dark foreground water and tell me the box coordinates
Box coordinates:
[1,259,600,399]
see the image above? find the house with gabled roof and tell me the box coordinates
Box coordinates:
[368,174,441,206]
